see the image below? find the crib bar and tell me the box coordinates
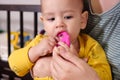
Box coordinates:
[0,5,40,12]
[7,11,15,80]
[7,11,11,56]
[20,11,24,48]
[34,12,38,37]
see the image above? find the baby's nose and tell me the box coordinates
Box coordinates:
[56,19,65,28]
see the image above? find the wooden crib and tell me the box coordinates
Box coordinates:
[0,4,41,80]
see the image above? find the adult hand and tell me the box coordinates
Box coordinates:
[51,42,100,80]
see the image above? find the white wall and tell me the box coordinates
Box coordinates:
[0,0,41,5]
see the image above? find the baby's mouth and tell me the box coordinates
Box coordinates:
[57,31,65,36]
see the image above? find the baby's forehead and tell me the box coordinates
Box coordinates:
[42,0,83,5]
[41,0,83,12]
[41,0,83,7]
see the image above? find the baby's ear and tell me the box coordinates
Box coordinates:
[40,16,44,22]
[80,11,88,29]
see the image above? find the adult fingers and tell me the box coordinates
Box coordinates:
[52,47,77,70]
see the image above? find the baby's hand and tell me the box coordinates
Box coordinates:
[29,36,57,63]
[28,37,57,63]
[36,36,57,56]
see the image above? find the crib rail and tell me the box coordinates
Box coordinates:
[0,5,40,12]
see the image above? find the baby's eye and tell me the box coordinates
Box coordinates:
[47,18,55,21]
[64,16,73,19]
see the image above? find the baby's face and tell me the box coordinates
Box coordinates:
[41,0,88,43]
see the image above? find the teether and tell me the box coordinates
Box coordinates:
[57,31,70,47]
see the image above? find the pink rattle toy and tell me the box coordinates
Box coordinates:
[57,31,70,47]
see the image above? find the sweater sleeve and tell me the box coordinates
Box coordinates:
[8,34,43,77]
[87,43,112,80]
[79,34,112,80]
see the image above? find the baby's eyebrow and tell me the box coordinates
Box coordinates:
[63,10,75,13]
[43,13,54,16]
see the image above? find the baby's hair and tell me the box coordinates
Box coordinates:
[83,0,89,12]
